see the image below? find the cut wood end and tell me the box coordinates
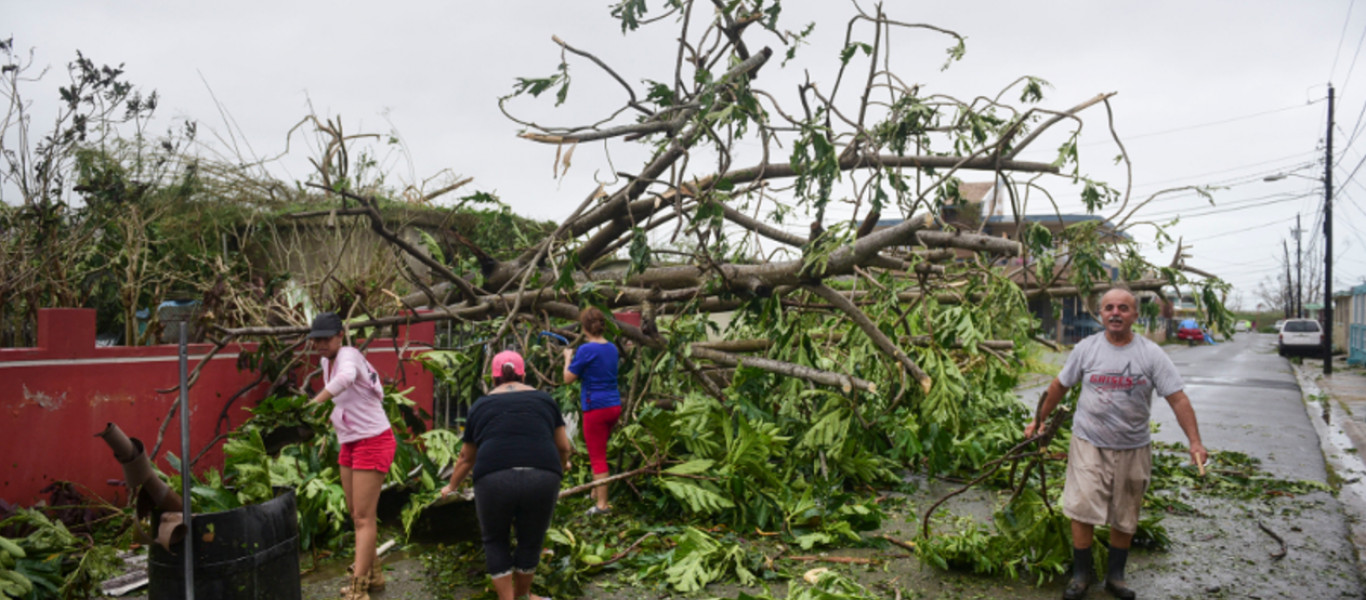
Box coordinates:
[867,383,877,394]
[803,567,830,585]
[519,132,565,144]
[552,35,565,45]
[919,377,932,394]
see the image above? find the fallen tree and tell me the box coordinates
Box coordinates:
[203,0,1242,595]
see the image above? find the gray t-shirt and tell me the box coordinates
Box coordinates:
[1058,332,1184,449]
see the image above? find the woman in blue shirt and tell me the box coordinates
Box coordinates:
[562,307,622,515]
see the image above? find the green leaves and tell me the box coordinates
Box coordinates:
[627,227,652,278]
[644,79,676,108]
[839,42,872,66]
[664,458,716,476]
[1019,76,1050,103]
[417,229,445,264]
[610,0,652,32]
[1053,135,1079,171]
[942,38,967,70]
[508,61,571,106]
[420,429,463,470]
[0,508,123,599]
[661,479,736,514]
[661,527,756,592]
[797,400,851,453]
[1079,179,1117,212]
[223,428,273,506]
[556,250,581,290]
[790,119,841,220]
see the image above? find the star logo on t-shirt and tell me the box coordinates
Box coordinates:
[1088,362,1148,405]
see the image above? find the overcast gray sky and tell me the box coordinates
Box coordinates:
[4,1,1361,308]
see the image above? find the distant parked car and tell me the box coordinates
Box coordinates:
[1278,318,1323,357]
[1235,320,1251,332]
[1176,318,1204,346]
[1064,315,1105,343]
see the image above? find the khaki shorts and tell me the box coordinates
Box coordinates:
[1062,436,1151,534]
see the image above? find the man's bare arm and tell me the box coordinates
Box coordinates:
[1025,378,1069,437]
[1165,390,1208,467]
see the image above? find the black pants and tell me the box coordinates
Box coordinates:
[473,467,561,577]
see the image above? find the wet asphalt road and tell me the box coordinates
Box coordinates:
[1143,332,1365,598]
[1152,332,1324,480]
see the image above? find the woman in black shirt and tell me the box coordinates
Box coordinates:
[441,350,573,600]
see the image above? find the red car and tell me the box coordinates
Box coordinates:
[1176,319,1204,346]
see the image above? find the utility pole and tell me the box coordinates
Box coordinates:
[1284,240,1293,318]
[1324,84,1335,375]
[1294,214,1303,317]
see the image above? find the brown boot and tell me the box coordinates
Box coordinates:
[340,569,371,600]
[369,559,386,592]
[341,563,385,594]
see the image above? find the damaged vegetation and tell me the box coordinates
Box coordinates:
[0,1,1291,598]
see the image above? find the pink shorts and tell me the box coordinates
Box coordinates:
[338,430,396,473]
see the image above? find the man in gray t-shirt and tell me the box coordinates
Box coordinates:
[1025,287,1207,600]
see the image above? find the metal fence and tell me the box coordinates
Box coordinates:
[430,320,487,429]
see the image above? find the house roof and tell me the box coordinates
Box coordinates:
[874,213,1129,240]
[957,181,996,203]
[985,214,1120,227]
[986,214,1130,241]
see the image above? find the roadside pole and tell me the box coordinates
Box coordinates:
[1325,84,1334,376]
[178,322,194,599]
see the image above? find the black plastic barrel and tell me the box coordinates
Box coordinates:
[148,488,301,600]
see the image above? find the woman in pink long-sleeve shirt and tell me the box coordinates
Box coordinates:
[307,312,394,600]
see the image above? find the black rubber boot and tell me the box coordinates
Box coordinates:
[1104,546,1136,599]
[1063,546,1094,600]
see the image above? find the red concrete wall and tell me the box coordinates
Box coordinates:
[0,309,434,507]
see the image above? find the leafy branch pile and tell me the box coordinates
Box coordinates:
[0,0,1260,598]
[169,386,460,558]
[188,0,1248,596]
[0,509,122,599]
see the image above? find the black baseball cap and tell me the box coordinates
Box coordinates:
[309,312,344,338]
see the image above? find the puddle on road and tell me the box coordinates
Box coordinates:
[1183,375,1301,391]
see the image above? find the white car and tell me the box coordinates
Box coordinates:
[1278,318,1323,357]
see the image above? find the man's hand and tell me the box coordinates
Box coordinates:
[563,348,574,363]
[1023,420,1042,438]
[1189,440,1209,471]
[439,482,458,497]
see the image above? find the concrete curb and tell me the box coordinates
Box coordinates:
[1291,359,1366,577]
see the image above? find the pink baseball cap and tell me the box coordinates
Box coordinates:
[491,350,525,377]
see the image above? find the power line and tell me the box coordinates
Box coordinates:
[1340,23,1366,107]
[1184,217,1294,242]
[1142,191,1316,220]
[1121,160,1320,214]
[1198,252,1284,268]
[1335,150,1366,195]
[1083,103,1314,147]
[1339,200,1366,256]
[1339,94,1366,156]
[1333,0,1360,79]
[1133,154,1318,192]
